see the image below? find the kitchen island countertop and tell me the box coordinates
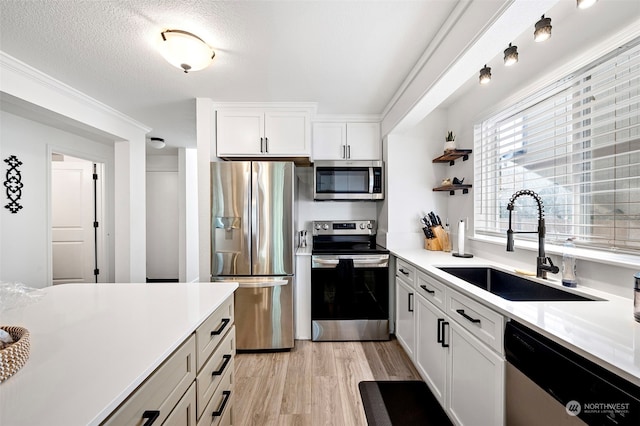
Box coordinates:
[390,248,640,388]
[0,282,238,426]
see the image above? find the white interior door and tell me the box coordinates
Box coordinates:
[51,155,95,284]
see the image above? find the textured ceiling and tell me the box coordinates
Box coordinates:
[0,0,459,149]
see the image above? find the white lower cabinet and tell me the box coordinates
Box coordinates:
[164,382,197,426]
[415,294,447,404]
[406,262,505,426]
[103,295,235,426]
[448,320,504,426]
[395,275,415,359]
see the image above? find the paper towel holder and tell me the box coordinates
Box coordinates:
[452,252,474,258]
[452,218,474,258]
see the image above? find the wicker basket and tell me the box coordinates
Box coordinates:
[0,326,30,383]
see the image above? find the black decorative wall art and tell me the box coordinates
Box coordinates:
[4,155,23,213]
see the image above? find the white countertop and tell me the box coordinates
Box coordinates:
[0,282,238,426]
[296,246,312,256]
[390,249,640,387]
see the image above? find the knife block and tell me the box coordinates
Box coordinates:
[425,226,448,251]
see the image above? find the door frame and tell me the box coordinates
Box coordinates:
[47,145,109,284]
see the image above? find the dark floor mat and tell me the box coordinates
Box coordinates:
[359,380,453,426]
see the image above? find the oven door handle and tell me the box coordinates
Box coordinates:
[312,255,389,269]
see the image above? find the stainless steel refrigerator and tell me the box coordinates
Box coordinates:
[211,161,294,350]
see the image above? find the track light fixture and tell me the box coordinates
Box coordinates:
[479,65,492,85]
[504,43,518,66]
[534,15,552,42]
[577,0,597,9]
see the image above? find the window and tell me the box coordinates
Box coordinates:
[474,38,640,254]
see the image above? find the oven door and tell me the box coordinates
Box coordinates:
[311,254,390,341]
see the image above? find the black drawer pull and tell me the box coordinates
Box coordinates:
[211,318,230,336]
[441,321,450,348]
[142,410,160,426]
[398,268,410,276]
[420,284,435,294]
[408,292,414,312]
[456,309,481,324]
[212,390,232,417]
[212,354,232,376]
[437,318,444,343]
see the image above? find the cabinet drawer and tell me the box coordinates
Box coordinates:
[416,271,446,310]
[447,289,504,354]
[197,358,234,426]
[196,326,236,419]
[396,259,416,287]
[103,335,196,426]
[163,382,196,426]
[196,296,234,371]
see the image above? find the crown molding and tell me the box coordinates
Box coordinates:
[0,51,151,134]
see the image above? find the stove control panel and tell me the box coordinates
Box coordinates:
[312,220,376,235]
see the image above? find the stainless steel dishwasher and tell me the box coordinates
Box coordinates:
[505,320,640,425]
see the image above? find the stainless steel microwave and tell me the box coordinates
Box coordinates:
[313,160,384,200]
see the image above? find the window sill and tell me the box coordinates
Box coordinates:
[471,235,640,270]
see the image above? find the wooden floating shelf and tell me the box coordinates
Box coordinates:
[432,184,472,195]
[432,149,473,166]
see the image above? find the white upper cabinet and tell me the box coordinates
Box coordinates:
[313,122,381,160]
[216,109,310,157]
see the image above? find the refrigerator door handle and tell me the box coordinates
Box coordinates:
[236,279,288,288]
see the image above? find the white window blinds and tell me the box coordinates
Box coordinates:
[474,38,640,253]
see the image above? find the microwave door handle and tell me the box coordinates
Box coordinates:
[369,167,374,194]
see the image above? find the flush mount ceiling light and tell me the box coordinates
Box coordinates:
[504,43,519,66]
[534,15,552,42]
[577,0,597,9]
[159,29,215,73]
[479,65,492,85]
[148,137,166,149]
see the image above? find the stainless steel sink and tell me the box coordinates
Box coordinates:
[437,267,599,302]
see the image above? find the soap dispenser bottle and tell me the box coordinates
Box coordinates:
[562,238,578,288]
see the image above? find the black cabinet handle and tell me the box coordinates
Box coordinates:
[420,284,435,294]
[265,137,269,153]
[212,390,232,417]
[441,321,450,348]
[212,354,232,376]
[437,318,444,343]
[260,137,264,153]
[342,145,346,159]
[142,410,160,426]
[456,309,481,324]
[398,268,409,276]
[347,145,351,159]
[211,318,231,336]
[408,292,414,312]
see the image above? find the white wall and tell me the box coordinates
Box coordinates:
[146,154,179,281]
[380,109,449,249]
[295,166,378,236]
[179,148,199,283]
[0,110,114,288]
[1,52,150,283]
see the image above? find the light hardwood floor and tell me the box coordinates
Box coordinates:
[233,338,421,426]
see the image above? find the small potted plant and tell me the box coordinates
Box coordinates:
[444,131,456,151]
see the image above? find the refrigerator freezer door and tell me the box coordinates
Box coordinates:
[211,162,251,276]
[213,276,294,350]
[251,162,294,276]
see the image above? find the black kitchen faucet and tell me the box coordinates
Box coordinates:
[506,189,560,279]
